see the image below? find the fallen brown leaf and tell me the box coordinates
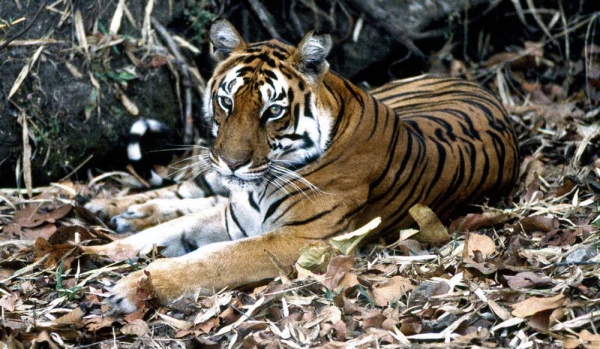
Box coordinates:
[121,319,150,337]
[579,330,600,349]
[504,272,553,290]
[450,211,512,233]
[529,308,565,332]
[409,204,450,245]
[0,293,18,312]
[54,307,85,326]
[371,276,414,307]
[322,256,356,290]
[463,233,496,259]
[511,294,564,318]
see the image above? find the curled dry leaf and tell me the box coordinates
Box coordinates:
[518,215,558,233]
[400,317,423,335]
[504,272,553,290]
[409,204,450,245]
[529,308,565,332]
[297,242,334,272]
[450,211,513,233]
[511,294,564,318]
[329,217,381,255]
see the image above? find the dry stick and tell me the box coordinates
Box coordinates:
[0,0,51,51]
[246,0,282,40]
[151,17,196,145]
[20,113,33,197]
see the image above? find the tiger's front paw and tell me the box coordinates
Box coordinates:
[84,198,127,222]
[81,241,143,261]
[105,259,195,314]
[105,270,143,314]
[109,203,159,233]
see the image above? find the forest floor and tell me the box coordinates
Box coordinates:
[1,2,600,349]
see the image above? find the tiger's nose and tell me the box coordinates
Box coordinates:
[222,157,247,171]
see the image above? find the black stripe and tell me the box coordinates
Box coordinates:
[229,202,248,237]
[248,192,260,212]
[282,207,335,227]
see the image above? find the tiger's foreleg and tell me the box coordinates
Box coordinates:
[84,181,205,220]
[105,228,319,313]
[82,200,230,258]
[109,196,228,232]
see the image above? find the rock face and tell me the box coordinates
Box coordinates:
[0,0,497,187]
[0,1,185,187]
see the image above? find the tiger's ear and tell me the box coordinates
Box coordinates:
[210,19,246,61]
[291,30,332,81]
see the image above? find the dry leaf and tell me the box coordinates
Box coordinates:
[504,272,553,290]
[9,45,44,99]
[464,233,496,259]
[519,216,557,233]
[529,308,565,332]
[579,330,600,349]
[329,217,381,255]
[487,299,511,321]
[323,256,356,290]
[409,204,450,245]
[54,307,85,326]
[14,204,72,228]
[511,294,564,318]
[371,276,415,307]
[297,243,334,272]
[121,319,150,337]
[450,211,512,233]
[0,293,18,312]
[400,317,423,335]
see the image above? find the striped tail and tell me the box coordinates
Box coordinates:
[128,119,174,187]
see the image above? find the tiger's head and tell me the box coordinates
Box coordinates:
[203,20,334,190]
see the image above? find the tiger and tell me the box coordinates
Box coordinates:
[83,19,520,313]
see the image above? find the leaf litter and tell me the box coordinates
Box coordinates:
[1,3,600,349]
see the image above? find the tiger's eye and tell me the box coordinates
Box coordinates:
[268,105,282,116]
[219,96,232,109]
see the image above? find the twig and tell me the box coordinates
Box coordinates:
[151,17,197,145]
[0,0,51,51]
[20,113,33,197]
[246,0,282,40]
[59,154,94,183]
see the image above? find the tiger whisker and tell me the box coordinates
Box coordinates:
[270,164,327,196]
[268,166,321,202]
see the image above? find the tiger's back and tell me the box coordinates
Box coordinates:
[359,76,519,235]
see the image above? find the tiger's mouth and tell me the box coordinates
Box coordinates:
[210,156,269,187]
